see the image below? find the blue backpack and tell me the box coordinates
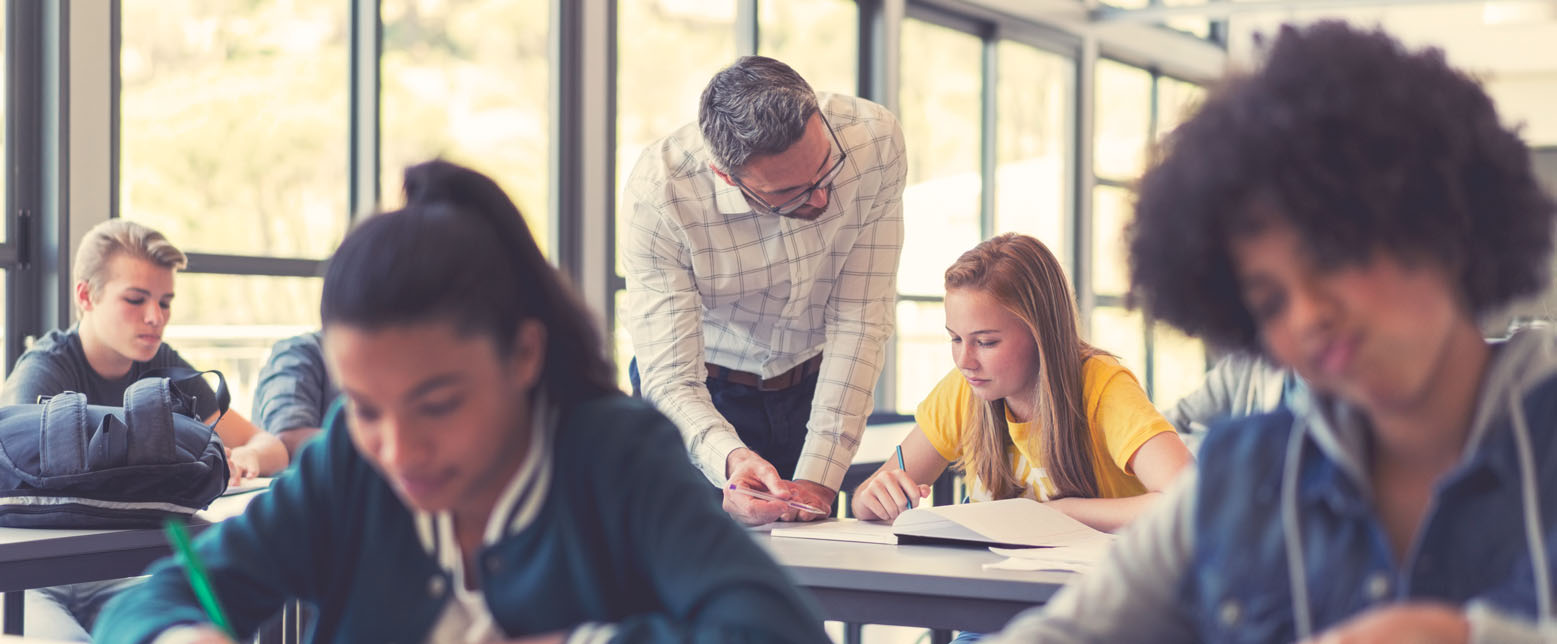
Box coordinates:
[0,369,231,528]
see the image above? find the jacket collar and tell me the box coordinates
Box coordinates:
[413,397,556,559]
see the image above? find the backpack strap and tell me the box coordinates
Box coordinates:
[122,377,179,465]
[38,391,89,476]
[139,367,230,429]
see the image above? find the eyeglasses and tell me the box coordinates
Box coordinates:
[731,115,848,216]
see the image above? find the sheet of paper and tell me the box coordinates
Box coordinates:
[982,555,1096,573]
[770,518,899,544]
[896,498,1112,548]
[221,476,273,497]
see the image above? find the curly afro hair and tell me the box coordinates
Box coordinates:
[1128,21,1556,352]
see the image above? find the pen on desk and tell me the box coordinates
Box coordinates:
[163,518,236,638]
[895,445,912,510]
[727,484,828,515]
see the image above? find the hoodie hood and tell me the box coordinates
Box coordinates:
[1279,324,1557,640]
[1285,324,1557,491]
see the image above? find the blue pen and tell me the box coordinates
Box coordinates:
[895,444,912,510]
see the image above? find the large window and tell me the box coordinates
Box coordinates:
[380,0,550,249]
[886,13,1077,413]
[120,0,349,259]
[895,17,982,408]
[120,0,348,415]
[758,0,858,97]
[1089,58,1206,402]
[994,41,1072,263]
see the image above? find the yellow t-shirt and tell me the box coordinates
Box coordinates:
[915,355,1174,502]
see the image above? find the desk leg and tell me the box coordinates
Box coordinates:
[930,628,952,644]
[3,591,23,635]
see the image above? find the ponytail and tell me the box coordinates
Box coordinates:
[322,160,618,407]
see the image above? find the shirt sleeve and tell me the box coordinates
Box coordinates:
[795,110,907,491]
[0,351,74,405]
[914,368,971,463]
[983,471,1200,644]
[622,153,746,487]
[252,334,332,434]
[1089,359,1178,474]
[1162,354,1248,435]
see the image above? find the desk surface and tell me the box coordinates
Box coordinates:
[755,529,1070,632]
[0,492,258,592]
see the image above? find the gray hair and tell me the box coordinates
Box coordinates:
[698,56,819,174]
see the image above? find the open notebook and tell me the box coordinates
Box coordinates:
[770,498,1112,548]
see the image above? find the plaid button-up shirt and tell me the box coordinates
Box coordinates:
[624,93,906,490]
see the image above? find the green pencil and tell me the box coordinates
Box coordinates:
[163,518,236,638]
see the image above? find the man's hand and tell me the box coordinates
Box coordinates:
[723,448,792,526]
[787,479,835,522]
[1300,602,1468,644]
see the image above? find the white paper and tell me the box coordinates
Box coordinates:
[221,476,273,497]
[982,556,1095,573]
[895,498,1112,548]
[770,518,900,544]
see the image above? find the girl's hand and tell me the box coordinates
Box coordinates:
[851,468,929,521]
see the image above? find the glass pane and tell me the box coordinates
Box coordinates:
[615,0,738,276]
[1162,0,1212,39]
[1092,185,1134,296]
[899,19,983,297]
[1090,306,1146,383]
[1094,59,1152,181]
[120,0,349,258]
[895,300,949,415]
[995,41,1073,270]
[1155,76,1205,143]
[1152,322,1206,405]
[165,274,323,418]
[758,0,857,97]
[381,0,551,255]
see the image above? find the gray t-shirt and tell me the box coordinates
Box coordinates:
[1,327,219,418]
[252,330,339,435]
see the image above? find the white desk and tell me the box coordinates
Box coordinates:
[0,492,258,634]
[755,530,1071,633]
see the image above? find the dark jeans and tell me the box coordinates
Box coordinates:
[629,358,817,481]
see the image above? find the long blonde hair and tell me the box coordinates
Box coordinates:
[945,233,1101,500]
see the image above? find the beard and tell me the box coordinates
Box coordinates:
[778,204,827,221]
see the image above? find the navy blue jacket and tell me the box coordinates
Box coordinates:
[94,394,828,643]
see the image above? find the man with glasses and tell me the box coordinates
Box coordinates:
[625,56,906,526]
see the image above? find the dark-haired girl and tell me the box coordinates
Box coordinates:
[95,161,828,643]
[985,22,1557,644]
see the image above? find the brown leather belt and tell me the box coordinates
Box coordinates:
[706,354,823,392]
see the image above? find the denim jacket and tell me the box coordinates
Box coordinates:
[986,327,1557,643]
